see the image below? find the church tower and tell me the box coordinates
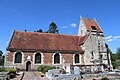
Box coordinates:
[78,16,103,36]
[78,16,112,71]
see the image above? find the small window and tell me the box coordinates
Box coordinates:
[81,30,83,35]
[90,36,92,42]
[35,53,41,64]
[54,53,60,64]
[103,54,107,59]
[75,54,79,63]
[91,52,94,59]
[15,52,22,63]
[91,26,97,30]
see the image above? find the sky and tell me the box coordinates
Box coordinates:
[0,0,120,54]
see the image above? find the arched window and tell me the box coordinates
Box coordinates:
[15,52,22,63]
[75,54,79,63]
[35,53,41,64]
[54,53,60,64]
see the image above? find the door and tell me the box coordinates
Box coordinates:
[26,61,31,71]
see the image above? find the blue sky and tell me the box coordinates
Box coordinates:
[0,0,120,54]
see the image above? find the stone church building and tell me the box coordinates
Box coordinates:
[4,17,112,73]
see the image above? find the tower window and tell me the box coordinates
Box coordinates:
[81,30,83,35]
[91,52,94,59]
[91,26,97,30]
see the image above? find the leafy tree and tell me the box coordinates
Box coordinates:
[111,54,117,61]
[47,22,58,33]
[0,50,4,66]
[0,50,3,57]
[116,48,120,59]
[108,47,120,69]
[111,61,119,69]
[34,29,43,33]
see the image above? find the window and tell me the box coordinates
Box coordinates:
[103,54,107,59]
[91,26,97,30]
[81,30,83,35]
[35,53,41,64]
[75,54,79,63]
[91,52,94,59]
[15,52,22,63]
[90,36,92,42]
[54,53,60,64]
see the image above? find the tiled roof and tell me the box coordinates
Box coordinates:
[82,18,103,32]
[7,31,84,52]
[78,35,89,45]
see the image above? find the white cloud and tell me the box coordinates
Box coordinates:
[105,35,120,42]
[70,23,76,28]
[106,39,113,42]
[6,41,9,44]
[62,26,68,29]
[104,36,112,40]
[113,36,120,39]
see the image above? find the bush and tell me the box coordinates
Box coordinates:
[4,68,17,72]
[37,65,56,73]
[0,68,4,72]
[101,77,109,80]
[0,68,17,72]
[0,68,17,79]
[60,69,66,74]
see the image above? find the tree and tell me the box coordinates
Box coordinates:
[116,48,120,59]
[47,22,59,34]
[34,29,43,33]
[0,50,3,59]
[0,55,5,66]
[0,50,4,66]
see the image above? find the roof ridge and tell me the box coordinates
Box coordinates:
[14,30,80,37]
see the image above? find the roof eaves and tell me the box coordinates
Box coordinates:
[7,48,81,53]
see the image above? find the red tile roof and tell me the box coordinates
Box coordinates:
[78,35,89,45]
[82,18,103,32]
[7,31,84,53]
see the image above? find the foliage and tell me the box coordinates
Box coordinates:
[34,29,43,33]
[5,68,17,72]
[116,48,120,59]
[105,44,119,69]
[47,22,59,33]
[109,47,120,69]
[0,68,4,72]
[0,55,5,66]
[34,22,59,34]
[0,68,16,72]
[60,69,66,74]
[101,77,109,80]
[111,61,118,69]
[111,54,117,62]
[0,50,3,56]
[37,65,56,74]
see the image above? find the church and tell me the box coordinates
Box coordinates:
[4,17,112,73]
